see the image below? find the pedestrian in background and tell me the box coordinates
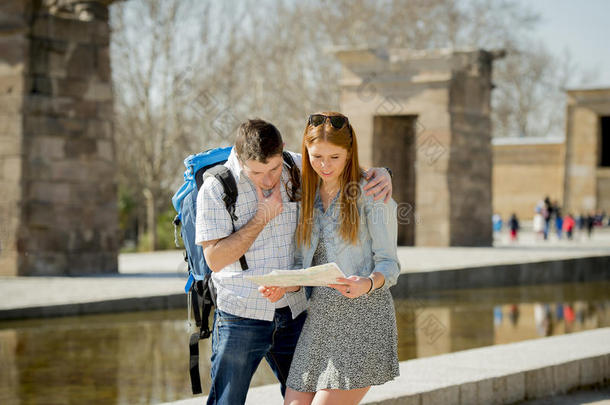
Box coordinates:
[577,213,586,240]
[533,206,545,241]
[542,196,553,240]
[492,213,503,233]
[554,201,563,240]
[509,213,519,242]
[562,214,575,240]
[586,212,595,239]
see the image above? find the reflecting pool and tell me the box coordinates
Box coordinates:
[1,281,608,404]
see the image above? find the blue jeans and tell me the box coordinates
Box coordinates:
[206,307,306,405]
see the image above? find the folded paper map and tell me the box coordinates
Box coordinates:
[245,262,347,287]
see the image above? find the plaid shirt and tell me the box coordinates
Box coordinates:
[195,149,307,321]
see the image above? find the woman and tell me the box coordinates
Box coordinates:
[284,112,400,405]
[533,206,545,241]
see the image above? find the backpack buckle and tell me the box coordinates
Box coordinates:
[199,329,211,339]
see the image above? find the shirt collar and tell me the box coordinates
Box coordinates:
[314,183,340,214]
[225,148,246,184]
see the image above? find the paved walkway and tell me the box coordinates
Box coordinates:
[405,227,610,272]
[117,227,610,274]
[0,229,608,317]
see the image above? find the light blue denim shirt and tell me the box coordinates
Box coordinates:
[295,179,401,289]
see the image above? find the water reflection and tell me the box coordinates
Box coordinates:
[0,281,608,404]
[0,313,201,405]
[393,281,610,359]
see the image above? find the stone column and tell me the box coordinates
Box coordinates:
[0,0,119,276]
[335,48,499,246]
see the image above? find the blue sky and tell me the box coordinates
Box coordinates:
[517,0,610,87]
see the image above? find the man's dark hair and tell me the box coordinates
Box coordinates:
[235,119,283,163]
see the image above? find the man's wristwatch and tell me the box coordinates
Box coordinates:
[384,167,393,178]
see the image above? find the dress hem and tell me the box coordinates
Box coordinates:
[287,372,400,393]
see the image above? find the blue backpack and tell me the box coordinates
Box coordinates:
[171,146,297,395]
[172,146,245,395]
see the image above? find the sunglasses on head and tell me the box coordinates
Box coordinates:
[308,114,349,129]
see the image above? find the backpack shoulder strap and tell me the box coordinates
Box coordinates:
[202,165,248,270]
[282,150,296,168]
[205,165,238,220]
[282,151,300,202]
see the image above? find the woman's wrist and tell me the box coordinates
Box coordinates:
[366,276,374,294]
[366,272,385,295]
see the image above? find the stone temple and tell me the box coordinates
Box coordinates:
[334,48,504,247]
[334,49,610,245]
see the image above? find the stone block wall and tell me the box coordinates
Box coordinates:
[0,0,118,276]
[492,141,565,220]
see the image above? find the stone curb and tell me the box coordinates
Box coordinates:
[392,255,610,298]
[160,328,610,405]
[1,254,608,320]
[0,293,185,320]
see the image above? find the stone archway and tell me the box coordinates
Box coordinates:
[335,48,503,246]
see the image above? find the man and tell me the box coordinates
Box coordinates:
[196,118,392,405]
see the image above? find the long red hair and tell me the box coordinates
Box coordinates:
[296,112,362,247]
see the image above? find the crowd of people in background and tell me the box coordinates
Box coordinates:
[492,195,609,242]
[493,300,598,337]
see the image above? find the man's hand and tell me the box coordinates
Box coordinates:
[363,168,393,203]
[255,183,283,224]
[258,285,301,303]
[258,286,285,302]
